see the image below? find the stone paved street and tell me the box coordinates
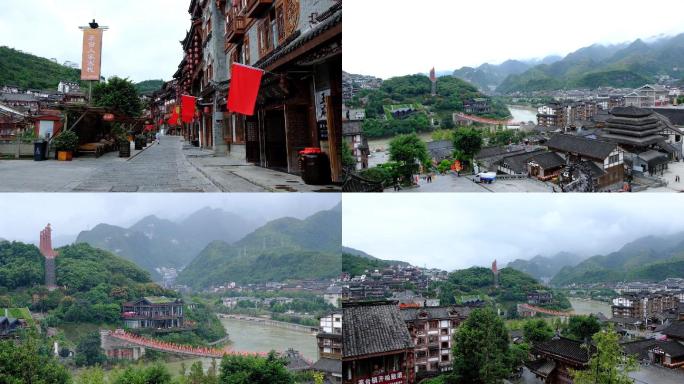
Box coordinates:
[389,172,556,193]
[0,136,338,192]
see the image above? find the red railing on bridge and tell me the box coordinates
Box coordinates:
[107,329,267,358]
[519,304,576,317]
[455,112,515,126]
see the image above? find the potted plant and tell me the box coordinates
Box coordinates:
[135,134,145,150]
[52,130,79,161]
[111,123,130,158]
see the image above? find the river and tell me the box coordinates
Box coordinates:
[569,297,612,318]
[507,105,538,124]
[154,317,318,376]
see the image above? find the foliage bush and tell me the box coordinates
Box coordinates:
[53,130,79,152]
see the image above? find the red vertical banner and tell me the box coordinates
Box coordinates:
[181,95,196,123]
[227,63,264,116]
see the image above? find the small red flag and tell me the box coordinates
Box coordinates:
[228,63,264,116]
[181,95,196,123]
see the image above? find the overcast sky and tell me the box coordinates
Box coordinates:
[343,0,684,79]
[0,0,189,82]
[0,194,340,246]
[343,194,684,271]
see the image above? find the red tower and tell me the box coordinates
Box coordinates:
[492,259,499,287]
[430,67,437,96]
[39,224,58,290]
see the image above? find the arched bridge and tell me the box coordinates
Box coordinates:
[519,304,576,318]
[104,329,267,359]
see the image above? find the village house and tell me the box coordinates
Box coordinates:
[624,84,670,108]
[342,120,369,171]
[545,134,624,189]
[343,301,415,384]
[526,337,593,384]
[537,102,568,130]
[121,297,184,329]
[400,306,470,377]
[463,98,491,114]
[312,311,342,383]
[527,290,554,306]
[324,285,343,308]
[215,0,342,181]
[0,314,23,338]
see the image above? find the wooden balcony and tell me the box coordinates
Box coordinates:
[246,0,273,18]
[226,14,247,43]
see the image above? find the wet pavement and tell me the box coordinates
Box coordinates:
[0,136,339,192]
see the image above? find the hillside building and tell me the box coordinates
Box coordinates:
[611,292,678,321]
[121,297,184,329]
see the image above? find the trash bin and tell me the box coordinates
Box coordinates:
[299,148,332,185]
[33,140,48,161]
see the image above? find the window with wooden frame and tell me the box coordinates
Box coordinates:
[257,19,272,57]
[275,3,285,44]
[243,36,250,65]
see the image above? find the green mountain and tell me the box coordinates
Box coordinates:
[0,241,174,321]
[341,247,411,276]
[497,34,684,93]
[368,74,510,119]
[453,60,534,92]
[0,46,82,90]
[176,205,342,288]
[135,79,164,95]
[437,267,571,312]
[75,207,260,279]
[550,233,684,286]
[506,252,581,282]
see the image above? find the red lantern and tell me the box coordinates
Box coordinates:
[103,113,115,121]
[204,106,211,113]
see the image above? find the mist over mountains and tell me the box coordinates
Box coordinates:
[176,203,342,288]
[449,33,684,93]
[75,207,262,279]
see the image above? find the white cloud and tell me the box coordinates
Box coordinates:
[0,0,190,82]
[342,194,684,271]
[343,0,684,79]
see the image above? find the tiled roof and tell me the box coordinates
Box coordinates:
[400,306,470,322]
[546,134,616,160]
[529,151,565,169]
[343,302,413,358]
[653,108,684,126]
[534,337,593,364]
[311,357,341,374]
[621,339,658,360]
[663,320,684,339]
[655,340,684,358]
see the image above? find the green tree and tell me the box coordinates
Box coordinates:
[219,352,294,384]
[452,127,483,164]
[437,159,453,174]
[567,315,601,342]
[523,319,554,344]
[342,142,355,168]
[388,133,430,184]
[75,332,106,367]
[0,333,71,384]
[572,327,638,384]
[451,308,511,383]
[77,367,106,384]
[92,76,142,117]
[509,343,530,372]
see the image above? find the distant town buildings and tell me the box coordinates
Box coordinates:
[611,292,679,321]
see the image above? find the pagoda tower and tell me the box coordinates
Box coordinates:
[492,259,499,287]
[430,67,437,96]
[39,224,58,291]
